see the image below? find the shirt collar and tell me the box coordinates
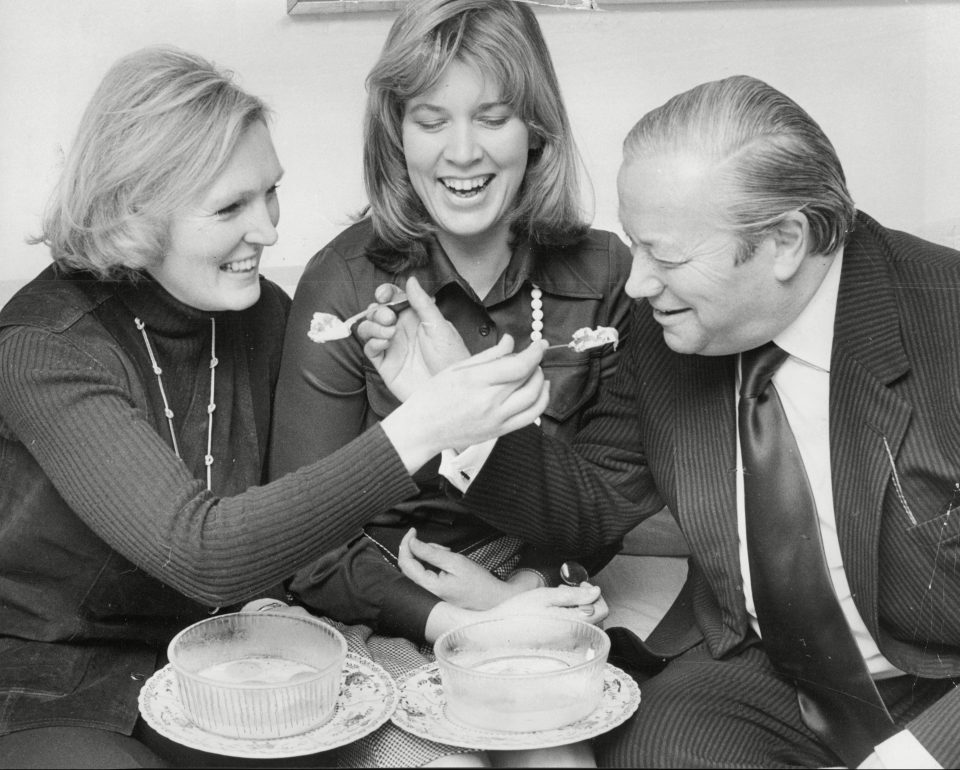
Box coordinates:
[774,248,843,372]
[410,235,537,306]
[407,233,603,305]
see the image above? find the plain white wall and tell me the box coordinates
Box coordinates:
[2,0,959,305]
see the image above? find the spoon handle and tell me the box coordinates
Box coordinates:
[343,298,410,329]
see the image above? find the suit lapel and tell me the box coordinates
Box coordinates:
[830,219,912,634]
[674,352,747,648]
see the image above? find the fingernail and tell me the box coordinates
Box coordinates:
[579,605,595,616]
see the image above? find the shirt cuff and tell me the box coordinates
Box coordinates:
[873,730,941,769]
[438,438,498,492]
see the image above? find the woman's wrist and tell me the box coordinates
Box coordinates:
[423,601,475,644]
[507,567,548,591]
[380,410,440,474]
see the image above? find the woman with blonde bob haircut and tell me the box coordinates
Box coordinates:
[271,0,630,766]
[0,43,564,768]
[36,46,270,279]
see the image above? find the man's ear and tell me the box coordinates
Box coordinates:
[770,210,811,282]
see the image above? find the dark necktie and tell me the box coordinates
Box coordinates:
[739,342,895,767]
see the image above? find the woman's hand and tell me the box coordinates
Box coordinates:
[491,584,610,627]
[240,598,313,618]
[380,332,550,473]
[397,528,520,610]
[360,276,469,402]
[422,582,609,643]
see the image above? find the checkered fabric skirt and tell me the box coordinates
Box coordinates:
[331,535,524,768]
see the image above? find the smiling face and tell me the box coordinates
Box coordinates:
[618,153,788,356]
[401,59,530,257]
[147,120,283,312]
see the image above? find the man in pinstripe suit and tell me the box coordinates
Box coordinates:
[369,75,960,767]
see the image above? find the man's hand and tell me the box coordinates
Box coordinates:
[359,276,469,402]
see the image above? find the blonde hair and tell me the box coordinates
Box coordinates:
[624,75,855,261]
[33,45,270,279]
[363,0,588,271]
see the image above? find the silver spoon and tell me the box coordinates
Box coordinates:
[308,296,410,343]
[560,561,596,617]
[560,561,590,587]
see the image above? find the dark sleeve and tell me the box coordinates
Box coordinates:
[268,246,376,478]
[268,242,443,638]
[906,686,960,767]
[289,536,437,641]
[464,308,665,554]
[598,233,635,387]
[511,541,623,587]
[0,325,419,608]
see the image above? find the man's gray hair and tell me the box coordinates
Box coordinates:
[623,75,855,261]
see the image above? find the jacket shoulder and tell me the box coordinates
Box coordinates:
[855,211,960,272]
[0,266,111,333]
[535,228,632,297]
[303,219,378,272]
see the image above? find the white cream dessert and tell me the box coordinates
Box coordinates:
[308,293,410,344]
[307,312,352,343]
[568,326,619,352]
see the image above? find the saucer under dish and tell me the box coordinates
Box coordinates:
[391,661,640,750]
[138,653,397,758]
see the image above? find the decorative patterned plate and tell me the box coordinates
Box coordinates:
[391,662,640,750]
[138,653,397,758]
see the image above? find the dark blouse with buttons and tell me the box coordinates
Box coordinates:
[269,218,634,641]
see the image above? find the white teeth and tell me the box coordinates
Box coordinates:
[221,257,257,273]
[441,176,492,193]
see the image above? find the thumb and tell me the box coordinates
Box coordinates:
[407,532,459,571]
[450,334,517,370]
[402,275,447,327]
[545,584,602,607]
[374,282,405,304]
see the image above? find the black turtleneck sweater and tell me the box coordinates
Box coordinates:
[0,265,418,736]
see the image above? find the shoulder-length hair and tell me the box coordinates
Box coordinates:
[32,45,270,280]
[363,0,589,271]
[623,75,855,262]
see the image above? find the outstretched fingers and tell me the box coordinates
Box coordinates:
[397,528,441,592]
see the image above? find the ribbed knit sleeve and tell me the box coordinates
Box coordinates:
[0,325,418,606]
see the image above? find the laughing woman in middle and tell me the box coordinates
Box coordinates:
[269,1,631,763]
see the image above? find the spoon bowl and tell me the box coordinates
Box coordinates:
[560,561,590,587]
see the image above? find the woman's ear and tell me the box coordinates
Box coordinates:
[527,126,544,151]
[771,210,811,282]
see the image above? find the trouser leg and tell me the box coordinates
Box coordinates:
[0,726,168,769]
[594,643,839,769]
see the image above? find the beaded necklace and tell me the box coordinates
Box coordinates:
[134,316,218,491]
[530,283,544,342]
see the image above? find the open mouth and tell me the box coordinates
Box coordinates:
[440,175,493,198]
[220,256,258,274]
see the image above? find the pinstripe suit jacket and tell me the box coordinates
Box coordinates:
[465,211,960,762]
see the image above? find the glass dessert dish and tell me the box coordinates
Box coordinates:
[166,611,347,739]
[434,616,610,733]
